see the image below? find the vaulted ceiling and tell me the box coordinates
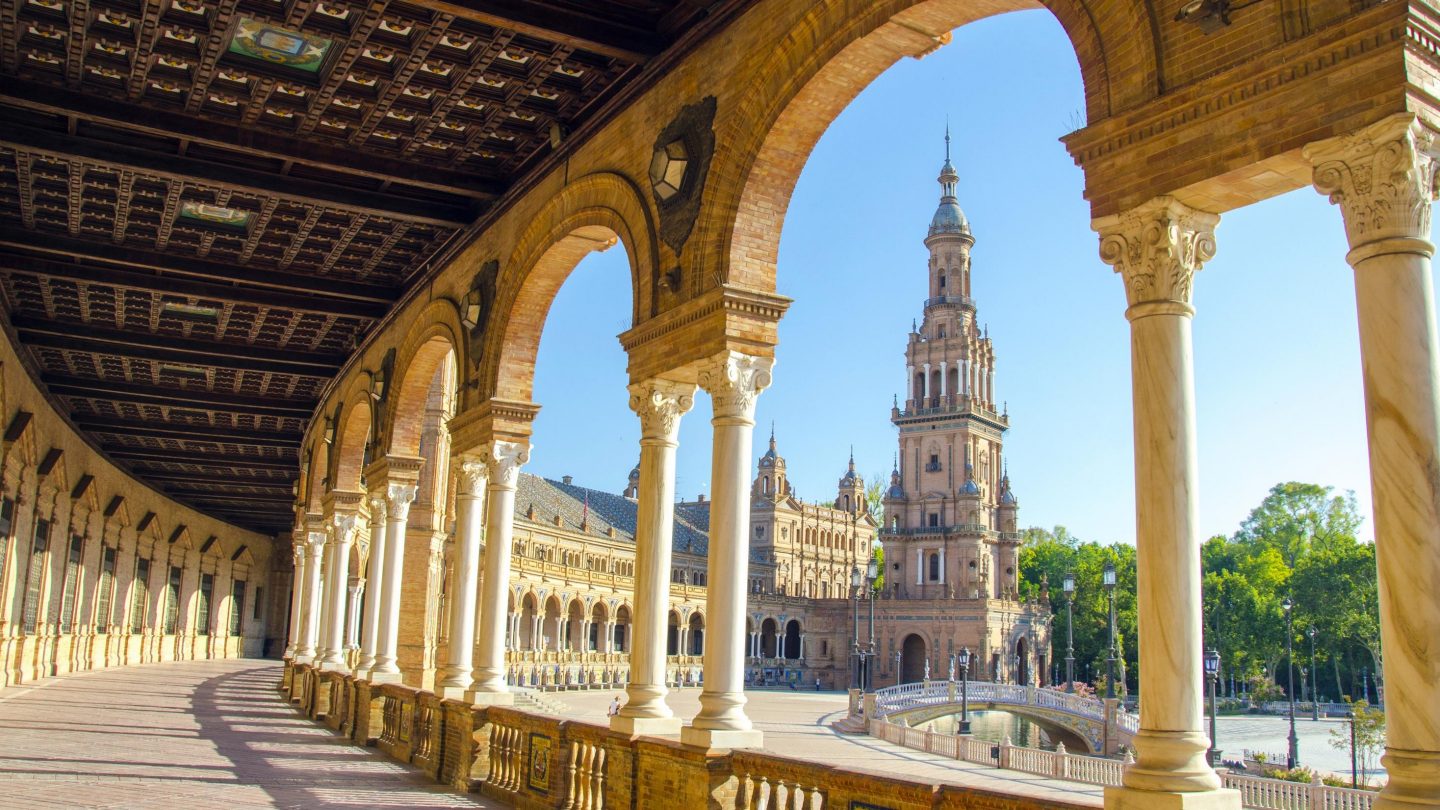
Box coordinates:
[0,0,753,535]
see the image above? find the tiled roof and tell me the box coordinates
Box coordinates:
[514,474,711,556]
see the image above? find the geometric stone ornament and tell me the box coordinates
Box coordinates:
[650,96,717,256]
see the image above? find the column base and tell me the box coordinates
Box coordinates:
[464,690,515,707]
[1105,787,1241,810]
[294,653,316,664]
[1375,747,1440,808]
[610,714,681,736]
[680,726,764,750]
[368,670,403,685]
[317,661,349,674]
[436,685,470,700]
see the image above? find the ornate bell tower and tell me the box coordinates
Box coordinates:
[883,133,1021,601]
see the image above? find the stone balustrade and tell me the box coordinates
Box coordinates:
[280,660,1093,809]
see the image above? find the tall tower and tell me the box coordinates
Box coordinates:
[882,134,1021,601]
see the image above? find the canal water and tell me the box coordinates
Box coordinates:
[916,710,1057,750]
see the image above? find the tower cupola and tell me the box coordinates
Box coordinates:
[928,127,972,240]
[836,447,864,514]
[753,424,789,501]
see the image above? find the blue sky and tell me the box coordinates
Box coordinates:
[525,10,1414,545]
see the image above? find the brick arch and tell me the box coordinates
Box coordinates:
[384,300,462,457]
[482,172,655,403]
[331,384,373,493]
[699,0,1149,294]
[304,439,327,515]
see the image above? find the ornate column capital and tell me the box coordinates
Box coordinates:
[332,513,359,546]
[628,379,696,443]
[1094,196,1219,316]
[386,482,418,521]
[367,493,388,525]
[481,440,529,489]
[1305,113,1439,254]
[697,351,774,422]
[456,455,489,498]
[305,531,326,557]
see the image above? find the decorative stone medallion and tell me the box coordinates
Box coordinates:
[649,96,717,256]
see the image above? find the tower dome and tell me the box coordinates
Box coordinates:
[928,128,972,239]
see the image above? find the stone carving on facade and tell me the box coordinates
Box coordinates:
[1306,114,1439,248]
[1096,196,1219,309]
[627,379,696,442]
[457,457,488,498]
[697,351,773,419]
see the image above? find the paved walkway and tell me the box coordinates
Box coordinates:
[561,688,1104,807]
[0,659,500,809]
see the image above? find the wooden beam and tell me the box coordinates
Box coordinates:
[76,417,300,448]
[14,316,345,378]
[44,375,316,419]
[173,491,296,505]
[0,81,503,200]
[142,470,295,488]
[0,251,388,319]
[105,448,298,471]
[2,124,476,227]
[413,0,661,61]
[0,228,398,304]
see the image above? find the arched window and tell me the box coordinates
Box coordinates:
[762,476,770,495]
[929,552,941,581]
[938,273,947,289]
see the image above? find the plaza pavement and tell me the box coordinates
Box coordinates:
[0,658,499,809]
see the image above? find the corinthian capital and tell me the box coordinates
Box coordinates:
[306,531,327,555]
[386,482,418,519]
[628,379,696,442]
[1094,197,1219,311]
[698,351,774,421]
[482,440,529,488]
[1305,114,1439,249]
[332,513,359,545]
[367,494,388,526]
[456,456,489,497]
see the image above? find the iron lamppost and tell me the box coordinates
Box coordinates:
[1103,560,1117,700]
[958,646,972,734]
[1308,626,1319,721]
[1062,571,1076,692]
[1204,647,1221,767]
[1282,596,1299,769]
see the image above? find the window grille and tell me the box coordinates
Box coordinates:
[131,558,151,634]
[0,499,13,600]
[230,580,245,636]
[58,534,84,634]
[164,566,181,634]
[21,518,51,634]
[253,587,263,620]
[96,546,116,633]
[197,573,213,636]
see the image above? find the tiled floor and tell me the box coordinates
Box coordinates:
[0,659,501,809]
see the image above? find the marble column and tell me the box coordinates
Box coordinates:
[1095,197,1236,810]
[369,483,416,684]
[296,532,325,663]
[345,580,363,650]
[353,496,387,678]
[318,514,357,671]
[439,457,487,700]
[1306,114,1440,809]
[613,379,694,736]
[284,540,305,658]
[683,352,771,750]
[469,441,527,702]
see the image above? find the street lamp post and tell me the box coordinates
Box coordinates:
[1308,626,1319,720]
[958,646,971,734]
[1103,561,1117,700]
[1062,571,1076,692]
[1205,648,1221,767]
[1349,705,1359,788]
[850,566,861,690]
[894,651,902,685]
[865,556,878,692]
[1282,596,1299,770]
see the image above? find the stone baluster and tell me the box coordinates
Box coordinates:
[682,352,772,749]
[1305,114,1440,810]
[1094,197,1237,809]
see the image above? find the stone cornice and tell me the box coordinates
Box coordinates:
[620,284,791,383]
[363,454,424,487]
[1065,3,1408,169]
[322,488,365,516]
[448,398,541,454]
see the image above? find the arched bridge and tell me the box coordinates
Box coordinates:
[873,681,1138,755]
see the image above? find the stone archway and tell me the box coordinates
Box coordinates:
[901,634,927,684]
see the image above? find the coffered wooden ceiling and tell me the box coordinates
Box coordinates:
[0,0,751,535]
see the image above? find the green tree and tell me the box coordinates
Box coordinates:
[1329,700,1385,785]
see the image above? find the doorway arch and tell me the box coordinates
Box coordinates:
[901,634,927,684]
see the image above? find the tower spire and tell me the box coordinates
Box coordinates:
[945,119,951,162]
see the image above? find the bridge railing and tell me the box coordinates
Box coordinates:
[868,715,1375,810]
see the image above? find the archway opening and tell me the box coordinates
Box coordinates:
[901,633,927,684]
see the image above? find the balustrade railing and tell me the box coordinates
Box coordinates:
[487,721,524,795]
[1220,773,1375,810]
[563,736,608,810]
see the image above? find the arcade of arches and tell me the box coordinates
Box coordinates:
[1,0,1438,808]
